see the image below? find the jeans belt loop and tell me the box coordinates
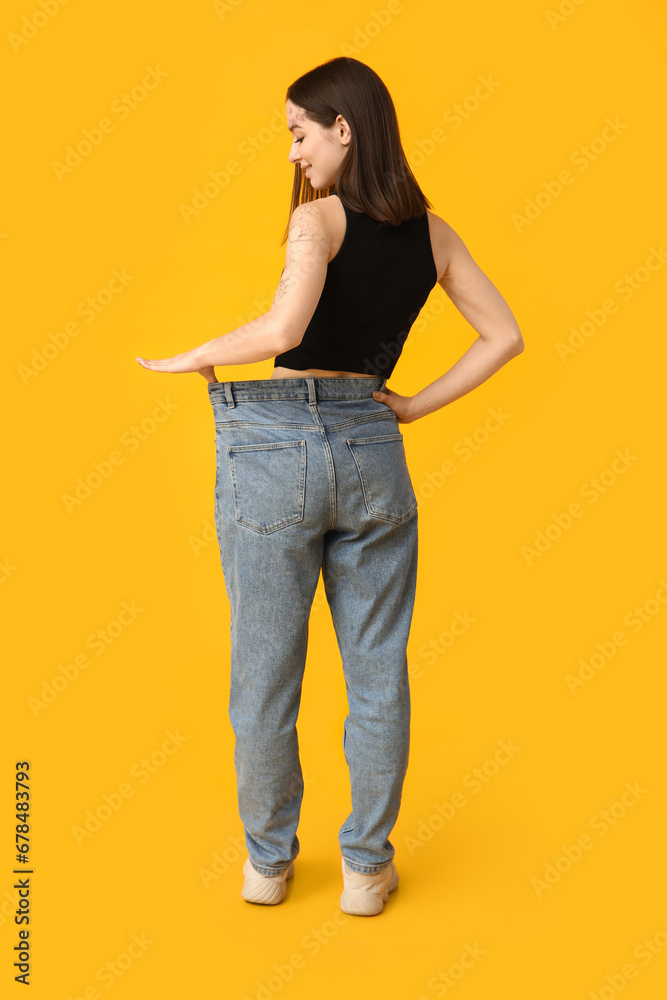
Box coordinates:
[224,382,236,408]
[307,377,317,405]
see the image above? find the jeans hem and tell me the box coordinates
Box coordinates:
[249,858,295,877]
[342,856,393,875]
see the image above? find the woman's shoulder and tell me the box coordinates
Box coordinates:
[284,196,346,265]
[425,210,456,284]
[425,209,470,284]
[316,194,347,263]
[291,194,341,226]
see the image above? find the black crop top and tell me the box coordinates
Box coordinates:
[273,192,438,379]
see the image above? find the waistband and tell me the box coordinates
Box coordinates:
[207,375,388,406]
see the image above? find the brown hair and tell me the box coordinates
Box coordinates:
[280,57,433,245]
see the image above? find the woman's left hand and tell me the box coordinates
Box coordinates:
[135,350,218,383]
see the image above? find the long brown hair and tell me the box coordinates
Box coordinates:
[280,57,433,245]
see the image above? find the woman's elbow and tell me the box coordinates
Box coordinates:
[511,333,525,355]
[502,322,525,356]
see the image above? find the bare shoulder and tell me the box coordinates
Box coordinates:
[287,198,328,234]
[291,195,344,264]
[425,209,470,285]
[286,199,334,258]
[289,195,339,226]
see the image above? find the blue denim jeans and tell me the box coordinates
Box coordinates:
[206,375,418,877]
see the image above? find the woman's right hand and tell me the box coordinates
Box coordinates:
[372,387,415,423]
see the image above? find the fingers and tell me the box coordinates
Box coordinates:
[136,359,175,373]
[136,358,178,368]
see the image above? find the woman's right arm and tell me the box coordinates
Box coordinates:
[378,219,525,423]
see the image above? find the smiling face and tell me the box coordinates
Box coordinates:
[286,98,352,190]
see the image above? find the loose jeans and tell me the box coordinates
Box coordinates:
[207,375,418,877]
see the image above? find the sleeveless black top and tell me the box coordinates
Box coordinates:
[273,193,438,379]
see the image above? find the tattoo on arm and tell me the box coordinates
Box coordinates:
[272,205,328,307]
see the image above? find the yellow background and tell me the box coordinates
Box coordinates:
[3,0,667,997]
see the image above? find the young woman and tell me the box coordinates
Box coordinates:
[136,56,524,916]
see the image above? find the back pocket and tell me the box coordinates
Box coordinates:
[346,432,418,523]
[227,440,306,534]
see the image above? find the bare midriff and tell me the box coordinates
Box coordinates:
[270,366,376,379]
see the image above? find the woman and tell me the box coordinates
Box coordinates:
[136,56,524,916]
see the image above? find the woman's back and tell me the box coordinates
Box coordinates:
[273,194,449,380]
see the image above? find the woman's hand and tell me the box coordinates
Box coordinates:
[135,350,218,383]
[372,387,415,423]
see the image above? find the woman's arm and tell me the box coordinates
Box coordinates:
[374,221,524,422]
[135,202,331,376]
